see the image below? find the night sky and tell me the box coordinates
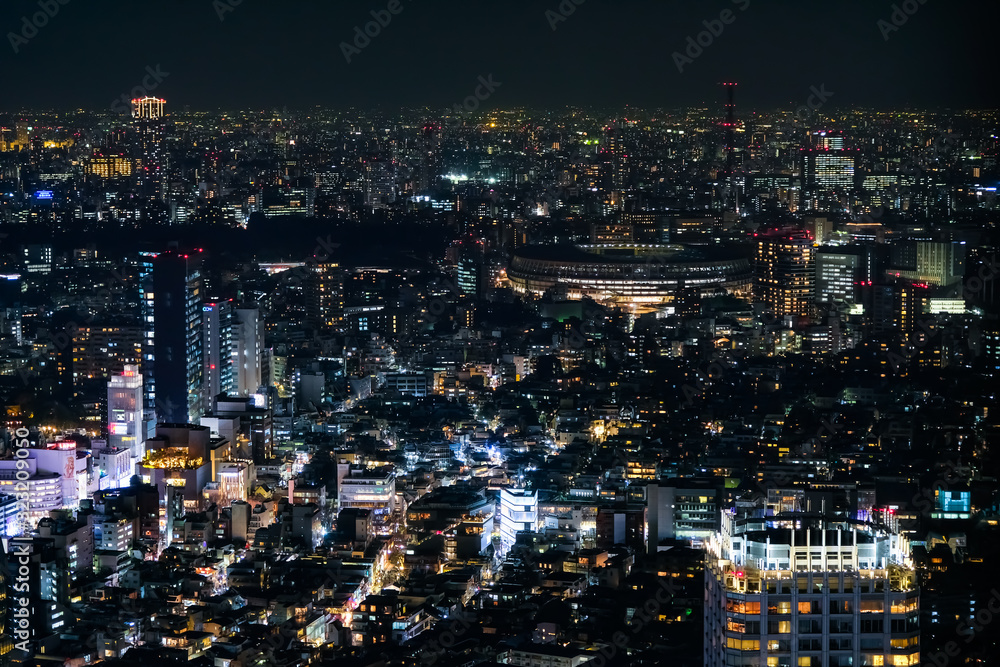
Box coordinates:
[2,0,995,112]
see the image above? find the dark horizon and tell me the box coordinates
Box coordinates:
[3,103,999,116]
[3,0,998,112]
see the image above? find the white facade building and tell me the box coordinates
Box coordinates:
[0,463,63,525]
[338,465,396,534]
[108,365,145,461]
[499,488,537,556]
[705,505,919,667]
[92,440,133,490]
[233,307,263,395]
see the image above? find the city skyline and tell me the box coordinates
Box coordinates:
[2,3,1000,667]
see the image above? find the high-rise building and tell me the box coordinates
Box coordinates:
[132,97,164,119]
[209,394,272,463]
[852,243,887,285]
[861,173,911,210]
[754,230,816,318]
[86,151,133,179]
[896,281,931,336]
[801,147,857,209]
[0,273,23,345]
[815,250,861,306]
[859,283,898,339]
[132,97,166,199]
[261,186,316,217]
[5,536,68,655]
[233,307,263,396]
[363,157,397,209]
[99,483,162,548]
[456,240,487,299]
[0,447,82,514]
[72,324,143,392]
[603,122,630,191]
[0,461,64,527]
[138,251,159,417]
[151,252,204,423]
[888,241,966,287]
[803,150,856,190]
[309,262,345,331]
[37,517,94,585]
[417,123,442,192]
[203,300,235,404]
[107,365,145,461]
[705,500,919,667]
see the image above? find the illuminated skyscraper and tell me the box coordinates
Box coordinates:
[132,96,166,200]
[603,122,630,191]
[417,123,441,192]
[803,150,856,190]
[456,239,487,299]
[139,251,159,418]
[895,281,931,336]
[86,151,133,179]
[705,500,919,667]
[801,145,857,210]
[309,262,345,331]
[203,301,235,404]
[754,230,816,318]
[815,250,861,306]
[720,82,741,211]
[152,252,204,423]
[132,97,164,119]
[202,301,264,402]
[364,157,397,209]
[108,365,146,462]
